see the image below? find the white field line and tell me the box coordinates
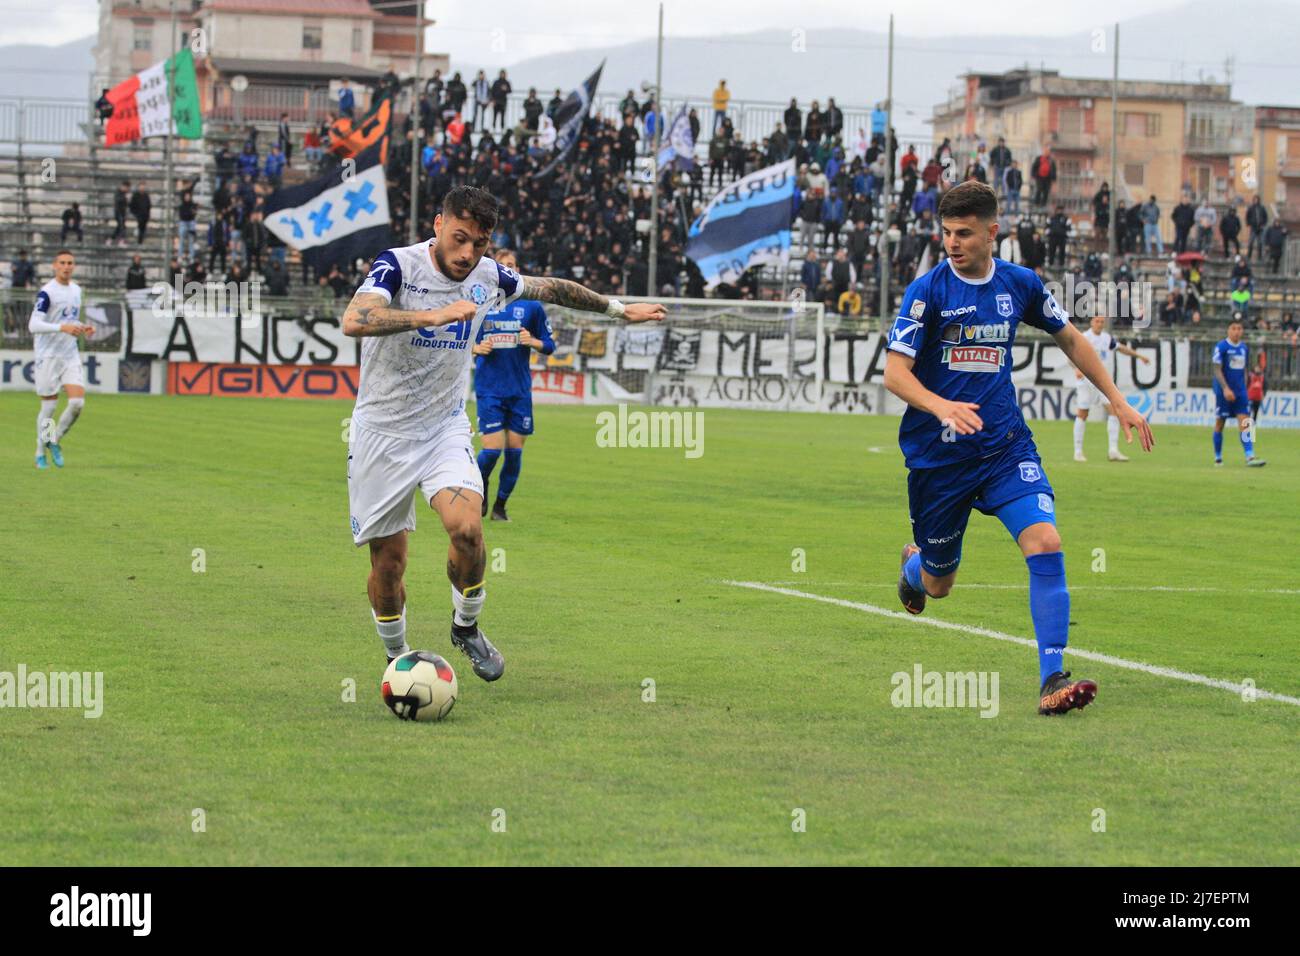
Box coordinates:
[759,582,1300,595]
[723,580,1300,708]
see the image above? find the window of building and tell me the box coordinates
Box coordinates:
[1190,164,1212,198]
[303,24,322,50]
[1123,112,1160,137]
[1058,108,1083,133]
[1124,163,1145,186]
[352,27,362,53]
[133,24,152,52]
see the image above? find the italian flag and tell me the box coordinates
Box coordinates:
[105,48,202,147]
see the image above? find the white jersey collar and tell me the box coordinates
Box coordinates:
[947,256,996,286]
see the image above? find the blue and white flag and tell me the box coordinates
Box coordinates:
[657,106,695,173]
[685,158,795,289]
[264,141,391,276]
[536,62,604,177]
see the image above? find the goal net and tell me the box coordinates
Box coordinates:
[525,297,826,412]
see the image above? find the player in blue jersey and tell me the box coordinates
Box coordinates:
[1211,318,1266,467]
[883,182,1155,715]
[472,249,556,522]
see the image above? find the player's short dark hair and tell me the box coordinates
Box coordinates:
[441,185,499,235]
[53,249,75,260]
[1229,315,1243,326]
[938,181,999,222]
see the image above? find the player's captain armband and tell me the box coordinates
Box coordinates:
[356,251,402,301]
[33,290,50,314]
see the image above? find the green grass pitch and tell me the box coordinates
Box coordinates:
[2,392,1297,865]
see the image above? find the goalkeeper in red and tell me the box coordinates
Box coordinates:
[883,182,1155,715]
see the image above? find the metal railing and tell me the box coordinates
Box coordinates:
[207,83,369,125]
[0,97,93,146]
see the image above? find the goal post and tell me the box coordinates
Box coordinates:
[526,296,827,412]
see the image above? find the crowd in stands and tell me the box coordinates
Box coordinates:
[21,73,1292,335]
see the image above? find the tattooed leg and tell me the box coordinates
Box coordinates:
[432,486,486,590]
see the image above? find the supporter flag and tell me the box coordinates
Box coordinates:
[685,158,795,289]
[657,106,695,173]
[264,140,392,277]
[536,62,604,177]
[104,48,202,147]
[327,96,392,164]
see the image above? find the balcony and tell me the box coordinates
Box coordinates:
[1185,102,1255,155]
[1186,132,1254,155]
[1049,129,1097,151]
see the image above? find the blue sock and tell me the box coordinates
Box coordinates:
[498,448,523,501]
[904,551,923,592]
[1213,431,1223,459]
[1026,552,1069,686]
[477,448,502,484]
[1240,431,1254,458]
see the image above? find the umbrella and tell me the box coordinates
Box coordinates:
[1175,251,1206,266]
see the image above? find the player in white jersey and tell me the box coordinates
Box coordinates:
[29,250,94,469]
[1072,314,1149,462]
[342,186,665,680]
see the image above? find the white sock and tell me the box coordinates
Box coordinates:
[373,606,409,659]
[1107,415,1120,453]
[1073,416,1086,454]
[56,397,84,441]
[451,582,486,629]
[37,399,57,454]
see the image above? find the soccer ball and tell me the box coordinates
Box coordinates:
[381,651,458,721]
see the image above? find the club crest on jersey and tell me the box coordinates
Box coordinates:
[1019,462,1042,482]
[467,283,489,305]
[942,344,1005,373]
[996,293,1013,317]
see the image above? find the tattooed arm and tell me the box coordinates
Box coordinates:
[517,275,667,323]
[342,292,477,337]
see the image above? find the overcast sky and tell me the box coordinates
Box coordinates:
[0,0,1198,52]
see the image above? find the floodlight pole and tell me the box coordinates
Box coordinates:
[163,0,177,273]
[408,2,422,243]
[1108,24,1119,273]
[647,2,663,296]
[878,13,894,321]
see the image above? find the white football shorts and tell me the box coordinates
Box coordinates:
[347,416,483,545]
[34,356,84,396]
[1074,378,1106,411]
